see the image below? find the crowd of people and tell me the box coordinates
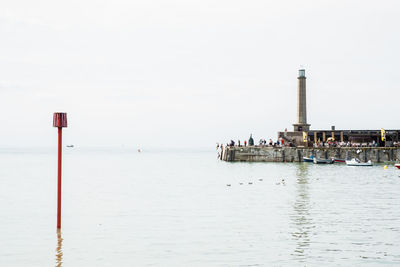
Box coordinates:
[216,137,400,150]
[256,138,295,147]
[217,136,294,149]
[314,140,400,148]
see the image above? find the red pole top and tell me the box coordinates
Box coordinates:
[53,113,68,128]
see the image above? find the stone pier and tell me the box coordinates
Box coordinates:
[221,146,400,163]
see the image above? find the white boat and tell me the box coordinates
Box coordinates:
[345,158,373,166]
[313,158,334,164]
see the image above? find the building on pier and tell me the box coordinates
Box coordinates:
[278,69,399,147]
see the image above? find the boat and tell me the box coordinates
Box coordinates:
[313,158,334,164]
[345,158,373,166]
[395,163,400,169]
[331,157,346,163]
[303,155,314,162]
[66,145,74,148]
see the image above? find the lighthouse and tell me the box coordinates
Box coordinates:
[293,69,310,132]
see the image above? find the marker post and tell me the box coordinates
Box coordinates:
[53,113,67,229]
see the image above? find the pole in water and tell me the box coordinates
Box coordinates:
[53,113,68,229]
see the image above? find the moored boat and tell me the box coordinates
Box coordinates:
[313,158,334,164]
[303,156,314,162]
[332,157,346,163]
[346,158,373,166]
[395,163,400,169]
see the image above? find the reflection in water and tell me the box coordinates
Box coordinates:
[291,163,313,263]
[55,230,63,267]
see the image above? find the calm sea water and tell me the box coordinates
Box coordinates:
[1,147,400,266]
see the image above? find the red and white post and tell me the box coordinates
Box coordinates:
[53,113,68,229]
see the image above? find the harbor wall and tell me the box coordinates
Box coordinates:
[221,146,400,163]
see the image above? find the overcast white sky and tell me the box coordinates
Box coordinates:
[1,0,399,149]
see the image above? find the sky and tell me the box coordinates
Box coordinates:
[1,0,399,149]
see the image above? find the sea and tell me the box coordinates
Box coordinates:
[1,147,400,267]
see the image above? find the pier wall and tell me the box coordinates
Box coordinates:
[221,146,400,163]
